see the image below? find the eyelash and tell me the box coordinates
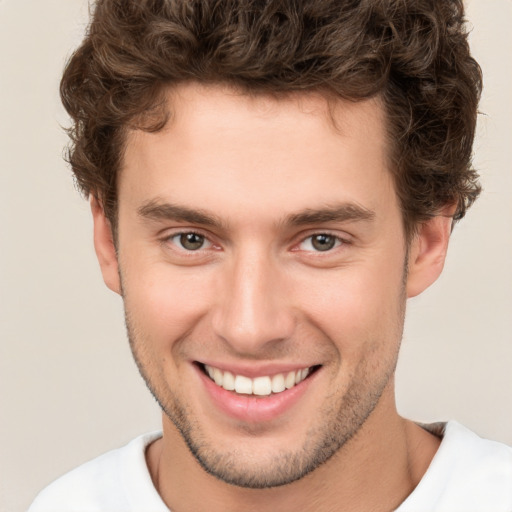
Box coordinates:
[165,231,214,252]
[295,233,346,253]
[162,230,349,254]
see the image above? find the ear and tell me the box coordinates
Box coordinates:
[91,197,121,295]
[406,208,455,298]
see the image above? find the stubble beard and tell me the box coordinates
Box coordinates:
[122,270,407,489]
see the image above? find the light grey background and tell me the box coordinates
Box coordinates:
[1,1,510,511]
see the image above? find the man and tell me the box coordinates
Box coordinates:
[29,0,512,511]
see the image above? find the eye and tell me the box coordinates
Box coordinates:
[299,234,342,252]
[170,232,212,251]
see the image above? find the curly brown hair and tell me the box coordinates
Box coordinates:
[60,0,482,238]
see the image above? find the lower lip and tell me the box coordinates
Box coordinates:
[196,366,317,423]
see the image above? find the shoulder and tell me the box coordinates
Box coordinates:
[432,421,512,483]
[28,432,165,512]
[399,421,512,512]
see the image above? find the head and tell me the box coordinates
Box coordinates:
[61,0,482,241]
[61,0,482,489]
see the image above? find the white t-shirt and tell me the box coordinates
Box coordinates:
[29,421,512,512]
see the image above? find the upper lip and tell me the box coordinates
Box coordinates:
[195,360,320,378]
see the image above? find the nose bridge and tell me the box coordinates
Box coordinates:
[212,245,294,353]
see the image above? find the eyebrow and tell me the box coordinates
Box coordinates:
[138,199,227,229]
[138,199,375,230]
[282,203,375,227]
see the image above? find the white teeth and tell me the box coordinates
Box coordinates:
[234,375,253,394]
[271,373,285,393]
[223,371,235,391]
[253,376,272,396]
[213,368,223,386]
[285,371,296,389]
[204,364,313,396]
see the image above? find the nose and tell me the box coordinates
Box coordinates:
[211,248,296,355]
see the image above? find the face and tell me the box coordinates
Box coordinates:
[97,83,423,488]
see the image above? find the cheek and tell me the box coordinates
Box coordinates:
[293,258,406,356]
[121,263,216,345]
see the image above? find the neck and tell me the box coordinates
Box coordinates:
[146,387,440,512]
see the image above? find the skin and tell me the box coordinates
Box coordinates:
[92,82,452,511]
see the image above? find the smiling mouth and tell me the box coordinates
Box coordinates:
[199,363,321,396]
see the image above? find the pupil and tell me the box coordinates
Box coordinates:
[180,233,204,250]
[312,234,335,251]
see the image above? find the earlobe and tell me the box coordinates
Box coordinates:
[406,210,454,298]
[91,197,121,295]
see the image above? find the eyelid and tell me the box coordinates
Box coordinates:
[159,227,351,253]
[293,230,351,252]
[161,228,218,252]
[174,233,212,250]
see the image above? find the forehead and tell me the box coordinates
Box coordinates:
[119,83,395,224]
[157,83,387,150]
